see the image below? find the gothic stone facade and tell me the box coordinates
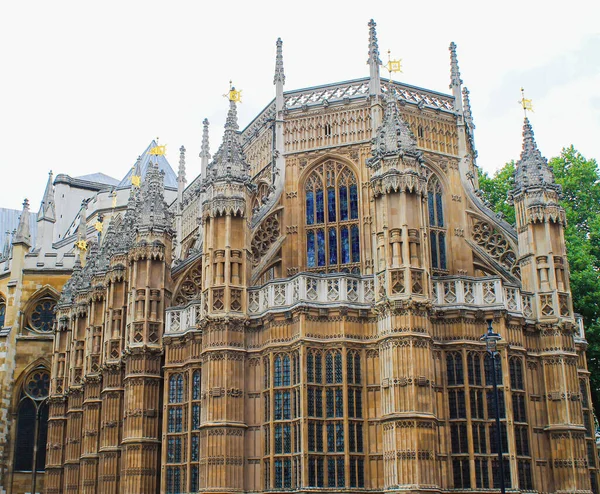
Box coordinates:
[0,20,597,494]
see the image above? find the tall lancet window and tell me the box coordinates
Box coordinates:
[14,368,50,475]
[427,176,447,271]
[305,160,360,273]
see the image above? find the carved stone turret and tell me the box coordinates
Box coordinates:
[197,96,252,493]
[510,117,590,493]
[368,83,438,490]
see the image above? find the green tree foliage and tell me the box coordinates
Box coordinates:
[479,146,600,414]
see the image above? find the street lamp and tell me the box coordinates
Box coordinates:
[480,319,506,494]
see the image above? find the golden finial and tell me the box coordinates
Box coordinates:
[519,87,534,117]
[75,239,88,251]
[386,49,402,78]
[224,80,243,103]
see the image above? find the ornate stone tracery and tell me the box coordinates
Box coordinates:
[251,212,281,266]
[471,219,520,278]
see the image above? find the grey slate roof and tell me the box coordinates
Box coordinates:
[75,173,120,186]
[117,140,178,190]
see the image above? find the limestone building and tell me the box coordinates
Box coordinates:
[0,19,597,494]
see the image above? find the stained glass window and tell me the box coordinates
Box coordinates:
[510,357,524,390]
[191,435,199,461]
[191,465,199,492]
[307,231,315,267]
[274,355,282,387]
[25,370,50,400]
[166,467,181,494]
[427,176,447,270]
[341,227,350,264]
[315,353,322,383]
[192,370,201,400]
[334,352,342,383]
[192,404,200,430]
[0,302,5,328]
[169,374,184,404]
[326,352,334,384]
[329,228,337,264]
[307,352,314,382]
[304,161,360,272]
[350,184,358,219]
[282,355,290,386]
[328,188,336,221]
[317,229,326,266]
[30,299,56,332]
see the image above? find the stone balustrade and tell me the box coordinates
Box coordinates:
[165,274,540,334]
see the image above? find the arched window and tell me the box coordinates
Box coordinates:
[446,351,464,386]
[0,298,5,328]
[28,297,57,333]
[14,369,50,473]
[305,161,360,273]
[427,176,447,271]
[509,357,524,390]
[169,374,184,403]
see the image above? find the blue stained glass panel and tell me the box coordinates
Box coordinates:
[307,231,315,267]
[341,227,350,264]
[431,231,438,269]
[192,371,201,400]
[329,229,338,264]
[428,192,435,226]
[316,189,325,223]
[306,191,314,225]
[0,304,6,328]
[340,186,348,221]
[328,188,336,222]
[327,423,335,451]
[351,225,360,262]
[439,232,447,269]
[350,184,358,219]
[436,193,444,227]
[317,229,326,266]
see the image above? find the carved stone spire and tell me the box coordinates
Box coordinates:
[370,88,420,161]
[274,37,285,86]
[37,170,56,222]
[462,87,474,129]
[367,19,382,97]
[95,217,115,273]
[2,231,11,259]
[513,118,560,194]
[138,160,173,231]
[200,118,211,179]
[449,42,464,114]
[13,199,31,247]
[206,99,250,183]
[178,146,187,186]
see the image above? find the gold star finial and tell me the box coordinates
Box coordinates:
[519,87,534,117]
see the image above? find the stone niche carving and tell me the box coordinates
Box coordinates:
[251,212,280,266]
[472,220,520,278]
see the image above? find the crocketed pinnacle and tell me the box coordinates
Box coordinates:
[367,19,382,65]
[274,38,285,85]
[371,87,419,159]
[13,199,32,247]
[178,145,186,184]
[462,87,474,129]
[79,240,99,292]
[514,118,560,192]
[449,42,462,89]
[95,217,115,273]
[206,99,250,182]
[37,170,56,222]
[59,257,82,306]
[200,119,211,159]
[138,161,173,231]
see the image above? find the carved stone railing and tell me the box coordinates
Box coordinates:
[432,276,534,319]
[247,273,375,316]
[165,275,538,334]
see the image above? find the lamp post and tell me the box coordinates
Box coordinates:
[481,319,506,494]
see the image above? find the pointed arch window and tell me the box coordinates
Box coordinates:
[0,299,5,328]
[14,369,50,474]
[427,176,447,271]
[305,160,360,273]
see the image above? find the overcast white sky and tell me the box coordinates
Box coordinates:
[1,0,598,210]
